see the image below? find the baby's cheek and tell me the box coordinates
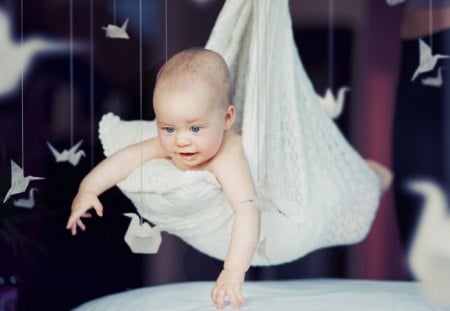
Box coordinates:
[203,137,223,156]
[158,136,173,153]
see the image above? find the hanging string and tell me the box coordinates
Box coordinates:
[255,0,260,181]
[255,0,269,182]
[21,0,24,171]
[139,0,143,125]
[113,0,116,24]
[254,0,266,182]
[328,0,335,89]
[90,0,95,168]
[263,0,268,180]
[139,0,143,222]
[429,0,433,49]
[165,0,168,62]
[70,0,74,146]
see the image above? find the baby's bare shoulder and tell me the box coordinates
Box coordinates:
[208,129,244,171]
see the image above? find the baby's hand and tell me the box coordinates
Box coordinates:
[211,269,245,309]
[66,192,103,235]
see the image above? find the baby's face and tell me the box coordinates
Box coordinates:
[154,82,232,170]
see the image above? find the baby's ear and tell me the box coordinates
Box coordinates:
[224,105,236,129]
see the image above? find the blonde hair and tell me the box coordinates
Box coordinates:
[154,48,232,108]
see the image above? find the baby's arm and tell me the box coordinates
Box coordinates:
[66,137,166,235]
[209,135,260,309]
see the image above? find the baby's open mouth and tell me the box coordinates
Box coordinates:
[179,152,197,160]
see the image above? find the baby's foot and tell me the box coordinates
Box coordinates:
[365,159,393,192]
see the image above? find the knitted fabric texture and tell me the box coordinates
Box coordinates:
[98,0,381,266]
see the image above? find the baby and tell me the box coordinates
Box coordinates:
[66,48,259,310]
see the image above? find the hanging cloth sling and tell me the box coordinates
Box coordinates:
[98,0,381,266]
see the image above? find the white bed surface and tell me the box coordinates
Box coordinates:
[73,279,450,310]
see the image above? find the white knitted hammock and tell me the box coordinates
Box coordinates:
[99,0,381,266]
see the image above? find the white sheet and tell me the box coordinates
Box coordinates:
[73,279,449,310]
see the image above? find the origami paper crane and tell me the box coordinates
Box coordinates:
[421,66,445,87]
[256,238,270,263]
[407,179,450,306]
[319,86,350,119]
[13,188,38,209]
[47,140,85,166]
[412,39,450,81]
[0,8,77,99]
[102,18,130,39]
[3,160,44,203]
[123,213,162,254]
[241,178,288,217]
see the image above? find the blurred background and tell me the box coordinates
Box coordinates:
[1,0,448,310]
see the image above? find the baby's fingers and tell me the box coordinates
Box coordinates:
[216,288,227,309]
[211,286,226,309]
[229,286,244,309]
[68,222,77,235]
[211,284,245,309]
[66,211,83,229]
[66,216,77,230]
[67,219,85,235]
[77,219,86,231]
[219,286,244,310]
[210,287,218,305]
[92,200,104,217]
[66,211,91,231]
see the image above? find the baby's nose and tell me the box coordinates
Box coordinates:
[176,133,191,146]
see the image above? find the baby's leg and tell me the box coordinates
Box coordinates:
[366,159,393,192]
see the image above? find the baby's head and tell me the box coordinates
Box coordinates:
[153,47,232,109]
[153,48,236,169]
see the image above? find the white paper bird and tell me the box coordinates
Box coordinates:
[3,160,45,203]
[13,188,38,209]
[241,178,288,217]
[102,18,130,39]
[0,8,77,99]
[421,66,445,87]
[411,39,450,81]
[407,179,450,306]
[123,213,162,254]
[47,140,85,166]
[319,86,350,119]
[256,238,271,263]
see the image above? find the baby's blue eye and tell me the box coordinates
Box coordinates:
[190,126,201,133]
[163,127,174,134]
